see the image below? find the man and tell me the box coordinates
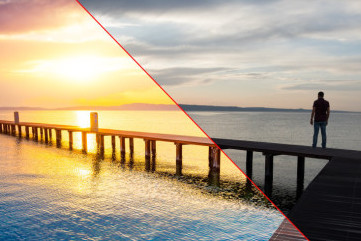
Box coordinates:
[310,91,330,148]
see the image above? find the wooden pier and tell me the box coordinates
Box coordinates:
[214,138,361,240]
[0,116,222,185]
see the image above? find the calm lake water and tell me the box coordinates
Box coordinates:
[189,111,361,211]
[0,110,284,240]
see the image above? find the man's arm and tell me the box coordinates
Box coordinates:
[310,107,315,125]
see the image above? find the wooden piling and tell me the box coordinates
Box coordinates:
[48,129,52,142]
[56,129,61,147]
[176,143,183,176]
[208,147,221,186]
[68,131,73,150]
[151,141,156,157]
[296,156,305,199]
[34,127,38,141]
[120,136,126,159]
[44,128,48,143]
[25,126,29,139]
[40,128,44,141]
[264,153,274,196]
[129,138,134,157]
[145,139,151,171]
[82,132,87,153]
[99,134,105,157]
[111,135,116,153]
[246,150,253,179]
[17,125,22,137]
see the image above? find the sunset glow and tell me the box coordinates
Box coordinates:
[0,0,174,108]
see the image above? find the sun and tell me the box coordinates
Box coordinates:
[53,56,105,81]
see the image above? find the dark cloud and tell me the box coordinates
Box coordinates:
[79,0,279,15]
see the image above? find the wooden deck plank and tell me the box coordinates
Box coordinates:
[284,157,361,241]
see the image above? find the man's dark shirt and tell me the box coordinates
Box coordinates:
[313,98,330,122]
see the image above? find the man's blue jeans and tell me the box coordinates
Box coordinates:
[313,122,327,148]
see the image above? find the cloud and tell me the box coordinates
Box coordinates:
[282,80,361,91]
[77,0,361,109]
[0,0,82,34]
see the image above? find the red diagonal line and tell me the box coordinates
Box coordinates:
[75,1,309,240]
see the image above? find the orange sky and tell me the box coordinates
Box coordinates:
[0,0,174,108]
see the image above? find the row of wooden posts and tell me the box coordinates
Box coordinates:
[0,112,221,186]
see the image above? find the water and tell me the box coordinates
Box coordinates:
[0,110,283,240]
[189,111,361,211]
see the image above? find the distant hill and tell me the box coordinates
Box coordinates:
[179,104,353,113]
[0,104,179,111]
[0,104,356,113]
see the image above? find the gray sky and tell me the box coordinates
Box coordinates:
[79,0,361,111]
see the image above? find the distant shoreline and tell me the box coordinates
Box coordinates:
[0,103,357,113]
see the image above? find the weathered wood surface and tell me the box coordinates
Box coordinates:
[0,120,214,146]
[283,157,361,241]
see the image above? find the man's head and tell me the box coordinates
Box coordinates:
[318,91,324,98]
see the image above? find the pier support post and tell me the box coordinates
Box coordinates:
[68,131,73,150]
[297,156,305,199]
[151,141,156,158]
[111,136,116,159]
[246,150,253,179]
[25,126,29,139]
[40,128,44,141]
[44,128,48,143]
[144,139,151,171]
[208,146,221,186]
[0,123,3,133]
[10,125,15,136]
[48,129,52,143]
[56,129,61,147]
[120,136,126,160]
[17,125,22,137]
[264,153,274,197]
[175,143,183,176]
[82,132,87,153]
[34,127,38,141]
[129,138,134,157]
[99,134,105,157]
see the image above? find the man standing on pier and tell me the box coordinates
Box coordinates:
[310,91,330,148]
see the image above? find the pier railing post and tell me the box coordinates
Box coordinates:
[264,153,274,197]
[297,156,305,199]
[175,143,183,176]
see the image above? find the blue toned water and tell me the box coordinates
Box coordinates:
[0,111,284,240]
[189,111,361,211]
